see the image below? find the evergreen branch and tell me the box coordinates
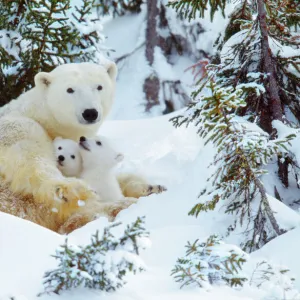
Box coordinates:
[171,235,248,289]
[40,217,149,295]
[167,0,226,22]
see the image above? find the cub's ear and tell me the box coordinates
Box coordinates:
[106,61,118,81]
[34,72,52,88]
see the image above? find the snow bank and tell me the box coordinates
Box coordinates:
[1,113,300,299]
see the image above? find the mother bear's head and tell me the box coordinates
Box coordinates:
[34,62,117,131]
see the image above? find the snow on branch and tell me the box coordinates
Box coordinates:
[171,82,295,252]
[171,235,248,289]
[39,217,150,295]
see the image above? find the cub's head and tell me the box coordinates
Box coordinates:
[53,137,82,177]
[78,136,123,171]
[34,62,117,131]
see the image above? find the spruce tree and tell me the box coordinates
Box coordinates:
[41,217,149,295]
[0,0,104,106]
[169,0,300,252]
[171,235,248,289]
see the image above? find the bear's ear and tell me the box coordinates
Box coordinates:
[106,62,118,81]
[34,72,52,88]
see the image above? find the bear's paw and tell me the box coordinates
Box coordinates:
[144,184,167,196]
[51,178,96,209]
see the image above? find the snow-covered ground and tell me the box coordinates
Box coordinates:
[1,2,300,299]
[1,111,300,300]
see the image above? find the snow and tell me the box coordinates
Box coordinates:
[102,4,197,120]
[1,2,300,299]
[1,112,300,299]
[269,37,300,58]
[77,200,86,207]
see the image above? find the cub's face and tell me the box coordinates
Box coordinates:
[53,137,82,177]
[34,62,117,130]
[79,136,124,171]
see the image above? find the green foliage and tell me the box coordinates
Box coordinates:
[172,82,295,252]
[96,0,143,17]
[223,0,252,43]
[171,0,299,127]
[171,235,248,288]
[0,0,104,106]
[169,0,299,253]
[167,0,226,22]
[265,0,300,40]
[40,217,149,295]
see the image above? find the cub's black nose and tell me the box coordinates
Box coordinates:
[80,136,86,142]
[58,155,65,161]
[82,109,98,122]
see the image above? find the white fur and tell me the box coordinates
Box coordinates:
[0,62,118,214]
[79,136,124,202]
[53,137,82,177]
[0,61,164,232]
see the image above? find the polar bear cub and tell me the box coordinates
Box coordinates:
[53,137,83,177]
[53,136,124,202]
[79,136,124,202]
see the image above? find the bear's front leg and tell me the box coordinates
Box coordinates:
[117,173,167,198]
[58,197,139,234]
[0,116,95,216]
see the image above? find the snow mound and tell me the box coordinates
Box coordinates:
[1,113,300,299]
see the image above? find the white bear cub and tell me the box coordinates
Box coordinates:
[78,136,124,202]
[53,137,82,177]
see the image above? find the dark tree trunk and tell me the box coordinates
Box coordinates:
[143,0,190,114]
[257,0,290,188]
[145,0,158,66]
[259,95,273,134]
[257,0,283,123]
[278,155,289,188]
[143,75,160,111]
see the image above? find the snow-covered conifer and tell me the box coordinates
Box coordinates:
[170,0,300,252]
[171,235,248,289]
[0,0,105,105]
[172,82,295,251]
[41,217,149,295]
[249,260,300,299]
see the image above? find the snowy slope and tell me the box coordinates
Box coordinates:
[102,7,196,120]
[1,112,300,300]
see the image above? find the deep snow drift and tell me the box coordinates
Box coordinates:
[1,112,300,300]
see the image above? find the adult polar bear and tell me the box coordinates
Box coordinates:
[0,61,164,233]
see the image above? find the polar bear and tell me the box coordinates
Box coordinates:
[78,136,167,202]
[79,135,124,202]
[53,136,167,202]
[0,61,166,233]
[53,137,83,177]
[0,62,116,217]
[0,182,140,234]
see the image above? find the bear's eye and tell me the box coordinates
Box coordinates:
[67,88,74,94]
[97,85,103,91]
[71,155,75,159]
[58,147,62,150]
[96,141,102,146]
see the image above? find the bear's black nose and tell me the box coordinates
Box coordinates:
[58,155,65,161]
[80,136,86,142]
[82,109,98,123]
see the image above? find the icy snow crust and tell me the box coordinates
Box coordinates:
[1,112,300,299]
